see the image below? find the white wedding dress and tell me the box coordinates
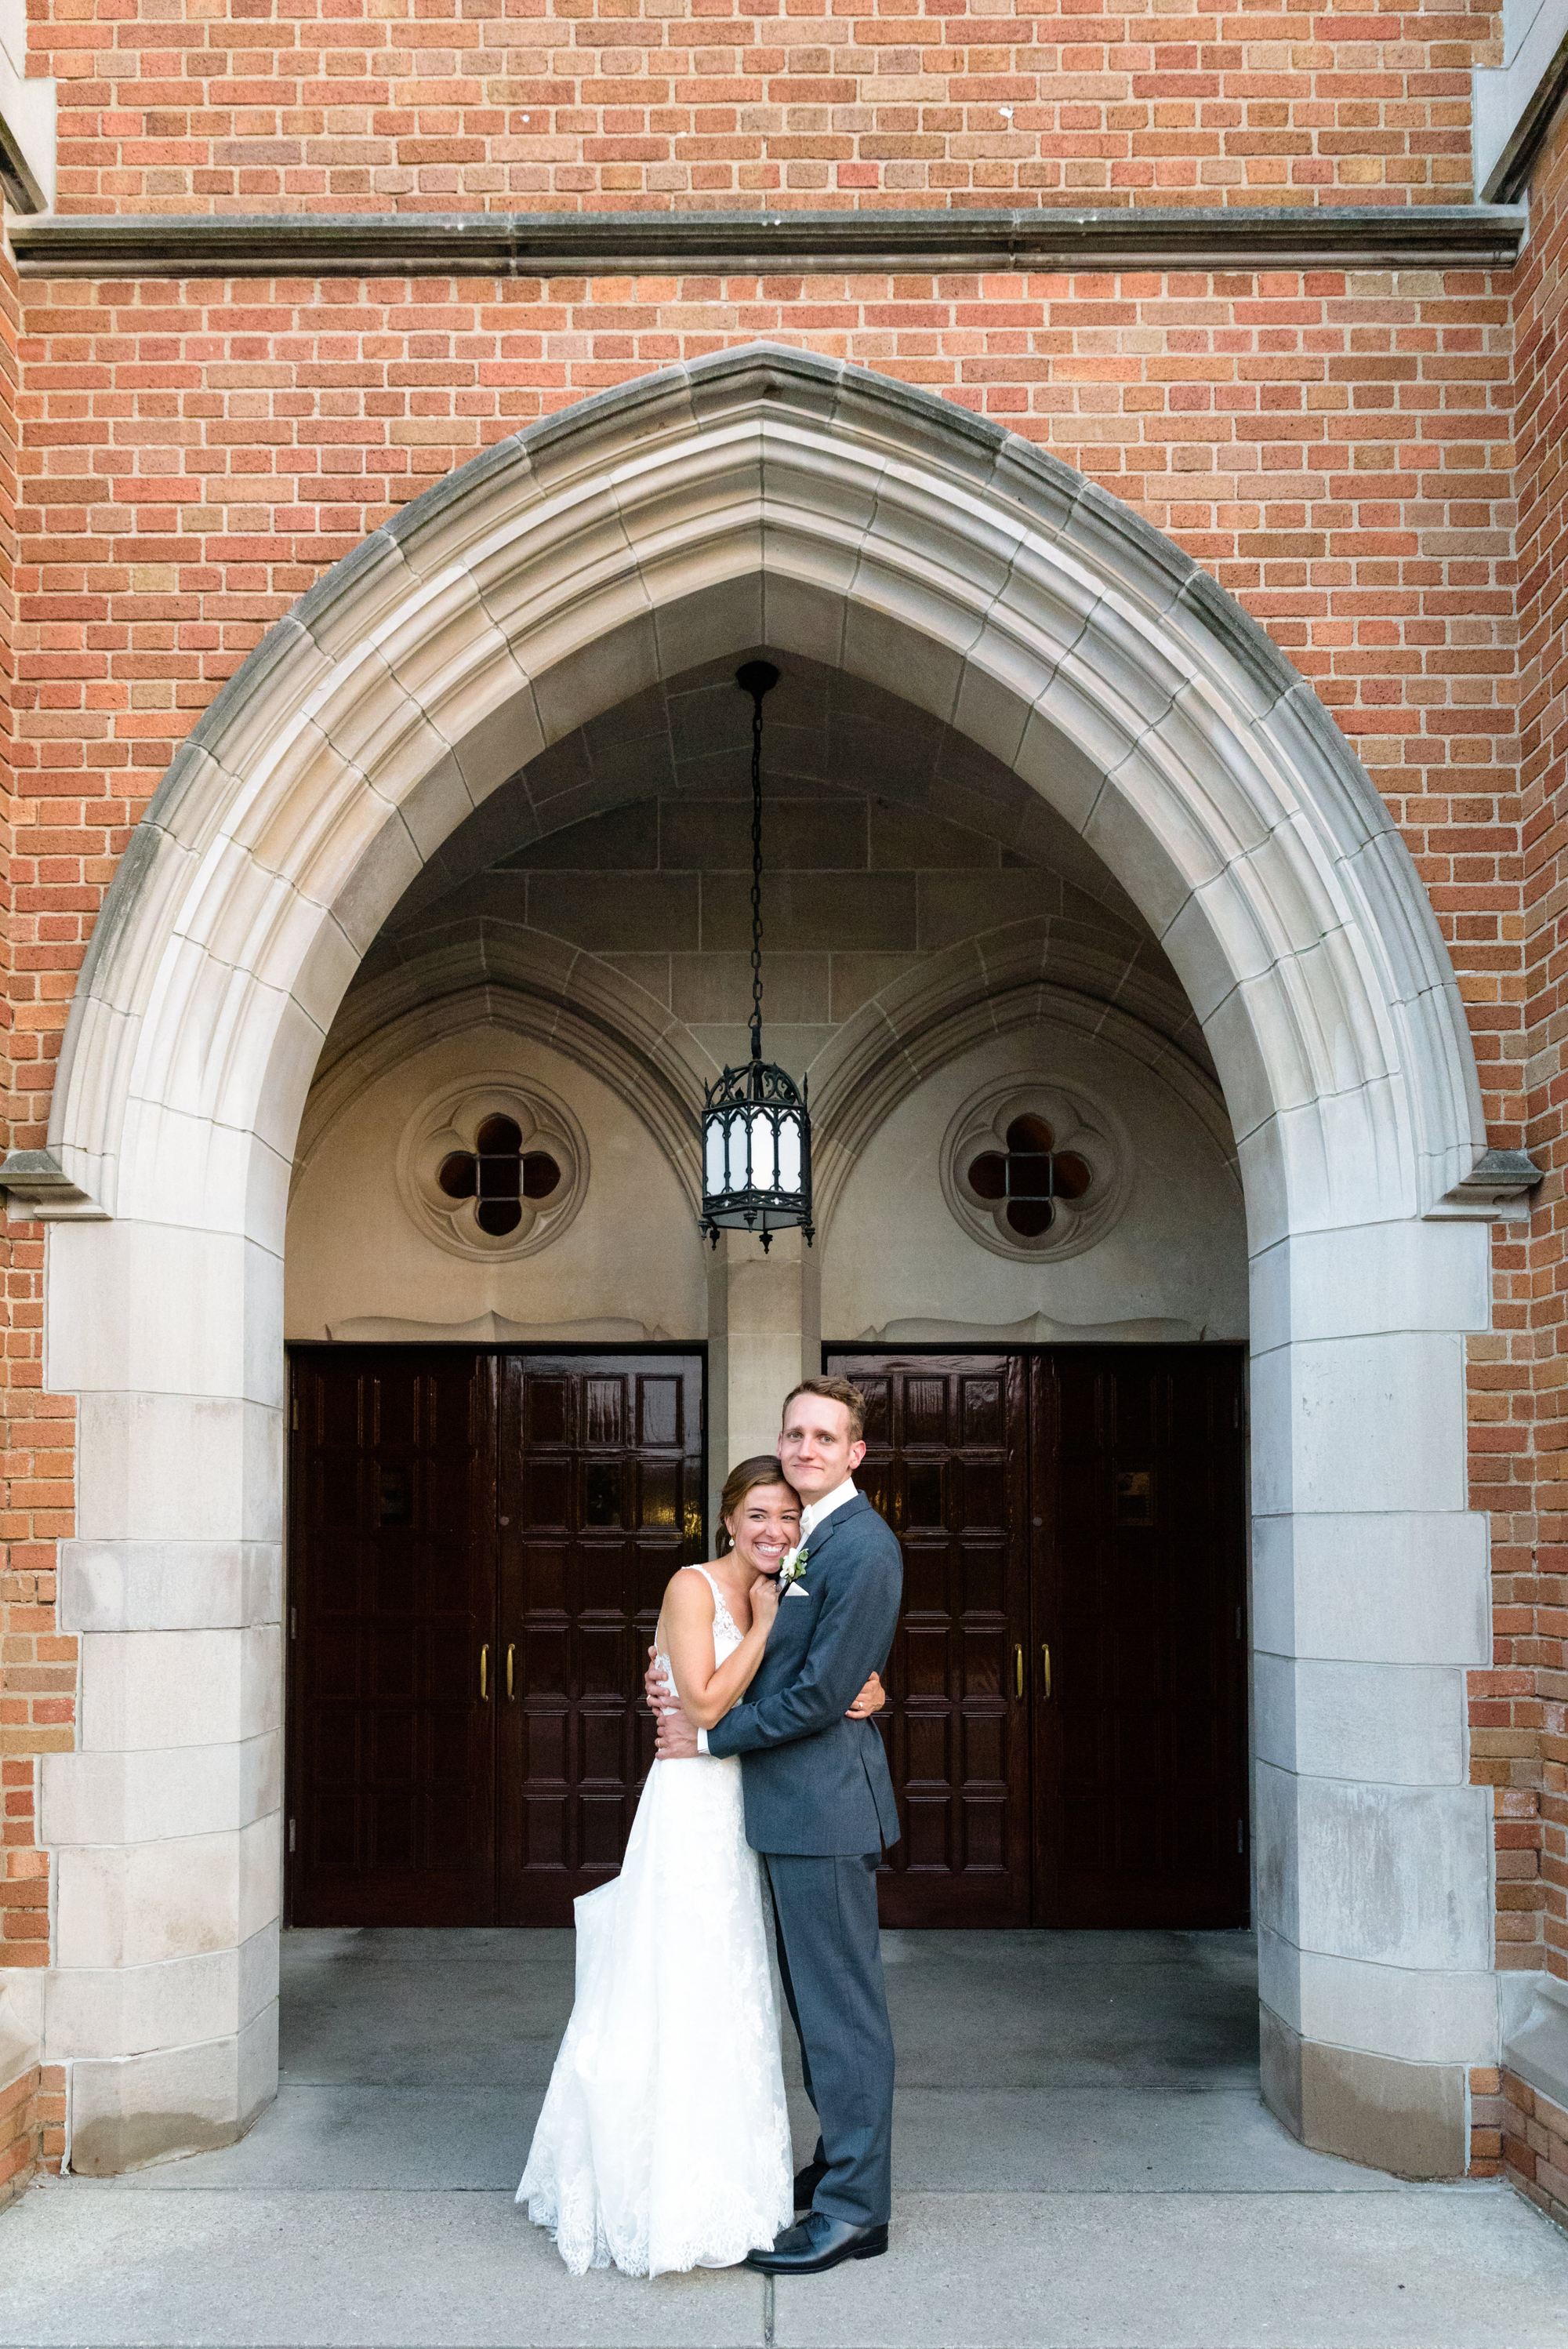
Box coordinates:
[517,1566,794,2276]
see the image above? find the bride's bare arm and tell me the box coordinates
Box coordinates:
[661,1568,779,1730]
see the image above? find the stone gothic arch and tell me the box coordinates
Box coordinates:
[6,346,1518,2178]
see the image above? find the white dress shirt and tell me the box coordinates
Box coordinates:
[694,1479,862,1752]
[797,1475,860,1548]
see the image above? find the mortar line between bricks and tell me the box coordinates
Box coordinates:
[763,2271,775,2349]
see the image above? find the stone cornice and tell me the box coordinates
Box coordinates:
[9,202,1530,278]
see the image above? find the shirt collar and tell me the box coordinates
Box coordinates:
[800,1476,860,1542]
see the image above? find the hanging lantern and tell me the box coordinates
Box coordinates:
[699,661,815,1252]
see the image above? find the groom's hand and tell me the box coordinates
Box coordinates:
[644,1643,701,1761]
[655,1707,700,1761]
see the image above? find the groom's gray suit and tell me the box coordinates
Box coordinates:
[705,1491,903,2231]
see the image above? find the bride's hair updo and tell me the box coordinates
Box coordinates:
[715,1456,803,1555]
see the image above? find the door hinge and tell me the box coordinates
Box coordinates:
[699,1397,705,1434]
[1236,1605,1243,1640]
[288,1818,296,1854]
[1232,1395,1240,1429]
[289,1606,297,1642]
[1237,1817,1245,1854]
[292,1396,299,1432]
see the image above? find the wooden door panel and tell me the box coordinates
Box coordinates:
[1033,1345,1248,1929]
[827,1352,1031,1928]
[288,1346,496,1927]
[496,1352,704,1925]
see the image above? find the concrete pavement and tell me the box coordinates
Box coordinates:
[2,1926,1566,2346]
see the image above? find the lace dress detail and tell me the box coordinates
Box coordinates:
[517,1564,793,2277]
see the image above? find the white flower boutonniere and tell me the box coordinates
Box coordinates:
[778,1545,810,1598]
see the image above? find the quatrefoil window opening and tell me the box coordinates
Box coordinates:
[435,1114,562,1238]
[966,1114,1092,1240]
[398,1075,588,1263]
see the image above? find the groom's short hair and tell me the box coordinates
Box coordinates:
[781,1375,867,1442]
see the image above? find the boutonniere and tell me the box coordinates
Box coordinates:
[777,1545,810,1598]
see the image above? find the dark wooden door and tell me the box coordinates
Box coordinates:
[288,1347,497,1926]
[288,1345,705,1929]
[1033,1345,1249,1928]
[496,1352,704,1925]
[828,1353,1032,1926]
[826,1343,1248,1930]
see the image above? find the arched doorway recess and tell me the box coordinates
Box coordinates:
[12,346,1515,2180]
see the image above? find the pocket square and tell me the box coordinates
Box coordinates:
[785,1581,810,1599]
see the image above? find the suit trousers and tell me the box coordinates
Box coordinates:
[763,1850,895,2230]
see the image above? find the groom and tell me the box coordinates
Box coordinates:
[652,1375,903,2274]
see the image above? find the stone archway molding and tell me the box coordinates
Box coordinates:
[2,342,1526,1236]
[9,345,1529,2184]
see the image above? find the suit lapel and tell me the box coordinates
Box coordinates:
[804,1491,870,1565]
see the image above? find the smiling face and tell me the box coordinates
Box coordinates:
[778,1392,866,1505]
[724,1481,803,1577]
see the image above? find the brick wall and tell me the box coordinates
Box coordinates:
[29,0,1498,216]
[0,212,66,2195]
[0,0,1557,2199]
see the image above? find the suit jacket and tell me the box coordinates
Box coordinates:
[705,1490,903,1857]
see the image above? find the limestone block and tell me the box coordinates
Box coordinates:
[528,613,663,752]
[1255,1763,1492,1973]
[1250,1331,1467,1519]
[1253,1655,1466,1784]
[114,1097,252,1240]
[59,1539,281,1636]
[45,1222,280,1403]
[841,597,967,730]
[1504,1973,1568,2113]
[1269,1069,1412,1236]
[286,905,360,1040]
[67,2002,278,2176]
[1257,1927,1499,2067]
[1252,1509,1489,1665]
[652,574,766,681]
[43,1925,277,2060]
[1087,594,1200,737]
[79,1628,281,1755]
[76,1394,281,1546]
[1259,2004,1468,2180]
[238,1813,282,1945]
[322,808,423,958]
[0,1970,42,2079]
[42,1734,280,1846]
[56,1832,245,1970]
[303,641,452,819]
[246,992,331,1171]
[1250,1218,1491,1349]
[371,572,535,790]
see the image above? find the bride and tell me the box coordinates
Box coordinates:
[517,1454,886,2277]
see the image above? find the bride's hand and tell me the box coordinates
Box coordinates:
[847,1670,886,1719]
[750,1571,782,1629]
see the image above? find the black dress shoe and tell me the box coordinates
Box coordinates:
[793,2157,829,2210]
[746,2213,889,2275]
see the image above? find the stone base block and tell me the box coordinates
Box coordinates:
[67,1999,278,2177]
[1260,2002,1468,2179]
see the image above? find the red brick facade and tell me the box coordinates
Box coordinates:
[30,0,1497,216]
[1,0,1566,2206]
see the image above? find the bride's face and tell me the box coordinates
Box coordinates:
[725,1484,802,1574]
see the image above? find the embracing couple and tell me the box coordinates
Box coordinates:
[517,1376,903,2279]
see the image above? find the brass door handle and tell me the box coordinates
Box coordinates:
[1041,1643,1052,1699]
[480,1644,489,1701]
[506,1643,515,1701]
[1014,1645,1023,1700]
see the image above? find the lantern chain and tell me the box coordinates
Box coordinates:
[750,680,764,1066]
